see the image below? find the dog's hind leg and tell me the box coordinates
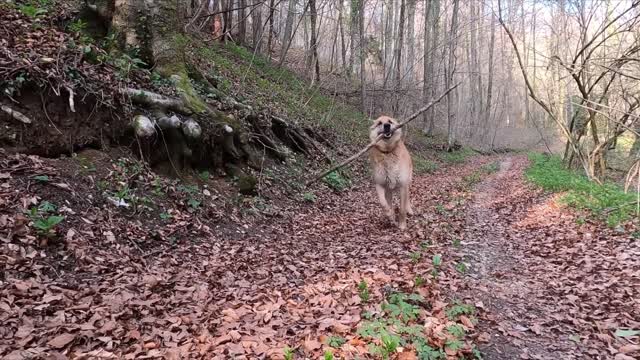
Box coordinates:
[376,184,395,224]
[399,186,409,230]
[406,190,414,216]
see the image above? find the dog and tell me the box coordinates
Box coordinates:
[369,115,414,230]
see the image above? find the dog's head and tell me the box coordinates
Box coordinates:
[370,116,402,148]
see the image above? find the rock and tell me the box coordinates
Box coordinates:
[181,118,202,139]
[237,174,257,195]
[132,115,155,137]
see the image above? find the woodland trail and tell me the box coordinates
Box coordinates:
[2,153,639,359]
[460,157,577,359]
[460,156,640,360]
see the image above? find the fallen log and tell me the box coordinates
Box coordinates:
[306,83,460,186]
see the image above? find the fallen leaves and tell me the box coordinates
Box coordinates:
[47,333,76,349]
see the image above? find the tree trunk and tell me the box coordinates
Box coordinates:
[405,0,416,85]
[422,0,432,132]
[348,0,359,77]
[251,0,263,53]
[267,0,275,57]
[484,13,496,142]
[238,0,247,43]
[309,0,320,82]
[279,0,296,65]
[338,0,347,72]
[426,0,440,135]
[394,0,406,112]
[446,0,460,151]
[383,0,394,86]
[358,0,366,112]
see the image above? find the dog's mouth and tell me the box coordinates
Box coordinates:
[380,124,393,139]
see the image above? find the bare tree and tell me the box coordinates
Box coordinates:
[446,0,460,151]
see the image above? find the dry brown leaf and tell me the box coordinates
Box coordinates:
[47,333,76,349]
[303,339,322,353]
[619,344,640,354]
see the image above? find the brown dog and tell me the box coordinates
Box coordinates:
[369,115,414,230]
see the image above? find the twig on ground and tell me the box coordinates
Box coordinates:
[306,83,461,186]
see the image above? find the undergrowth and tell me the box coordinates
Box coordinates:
[195,42,369,146]
[438,148,474,164]
[526,153,637,227]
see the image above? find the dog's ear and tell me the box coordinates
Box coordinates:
[370,117,380,129]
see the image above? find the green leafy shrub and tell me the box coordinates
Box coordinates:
[322,171,350,191]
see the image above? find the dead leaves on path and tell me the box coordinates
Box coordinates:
[462,156,640,359]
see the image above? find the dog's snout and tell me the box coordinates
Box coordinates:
[383,123,391,132]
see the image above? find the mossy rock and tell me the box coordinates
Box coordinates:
[237,174,257,195]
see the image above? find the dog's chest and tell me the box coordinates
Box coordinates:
[374,153,402,189]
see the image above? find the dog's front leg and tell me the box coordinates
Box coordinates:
[399,186,409,230]
[376,184,395,224]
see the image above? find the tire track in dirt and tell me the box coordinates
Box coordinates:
[461,156,577,359]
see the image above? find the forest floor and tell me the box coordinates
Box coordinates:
[2,150,639,360]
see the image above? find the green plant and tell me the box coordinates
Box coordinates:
[160,212,172,220]
[455,262,468,274]
[446,324,466,338]
[187,198,201,210]
[431,254,443,278]
[322,171,350,191]
[452,238,461,247]
[114,186,131,201]
[373,332,401,359]
[33,175,50,182]
[439,148,473,164]
[446,301,476,320]
[435,204,446,214]
[410,251,421,263]
[2,72,27,97]
[358,279,370,303]
[19,4,47,18]
[68,19,87,34]
[326,336,346,348]
[38,201,56,213]
[323,350,334,360]
[413,156,439,174]
[444,338,463,352]
[198,171,210,181]
[481,162,499,174]
[383,292,423,323]
[414,275,425,287]
[462,172,482,186]
[526,153,636,226]
[472,346,483,359]
[302,192,317,203]
[414,337,445,360]
[97,180,109,191]
[283,346,294,360]
[432,254,442,267]
[32,215,64,237]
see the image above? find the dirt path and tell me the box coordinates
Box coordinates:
[460,156,640,360]
[461,157,576,359]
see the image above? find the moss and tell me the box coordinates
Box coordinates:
[237,174,257,195]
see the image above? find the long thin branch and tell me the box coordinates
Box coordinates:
[306,83,460,186]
